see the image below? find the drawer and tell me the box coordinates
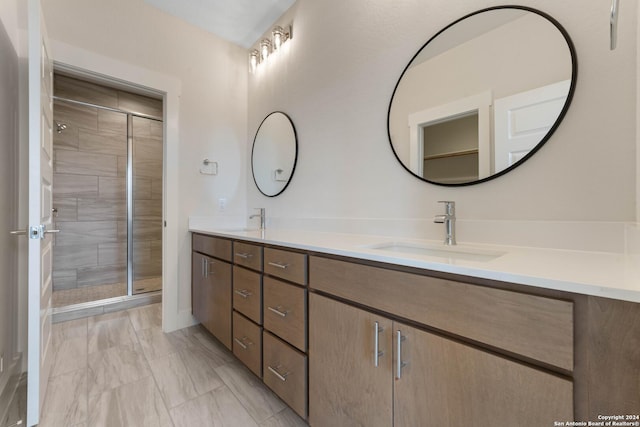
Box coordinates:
[309,256,574,371]
[263,277,307,351]
[233,266,262,324]
[192,233,232,262]
[233,312,262,377]
[263,331,307,419]
[234,242,263,271]
[264,247,307,285]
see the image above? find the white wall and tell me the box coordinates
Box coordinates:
[248,0,637,227]
[41,0,248,324]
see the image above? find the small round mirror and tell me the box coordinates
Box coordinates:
[388,6,576,186]
[251,111,298,197]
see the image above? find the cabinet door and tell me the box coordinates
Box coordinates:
[208,258,232,350]
[393,321,574,427]
[309,293,393,427]
[191,252,211,328]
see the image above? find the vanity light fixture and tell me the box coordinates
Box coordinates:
[248,24,292,73]
[260,39,271,61]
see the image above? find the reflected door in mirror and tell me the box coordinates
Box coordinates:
[388,6,576,186]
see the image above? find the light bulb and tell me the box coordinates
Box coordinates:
[272,26,284,50]
[260,39,271,61]
[249,50,259,73]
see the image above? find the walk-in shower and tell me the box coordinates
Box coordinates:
[51,73,163,311]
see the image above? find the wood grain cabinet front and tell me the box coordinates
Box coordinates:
[310,255,574,371]
[232,311,262,377]
[233,266,262,324]
[309,292,573,427]
[192,233,232,262]
[263,331,308,419]
[263,276,307,352]
[234,242,263,272]
[264,247,307,285]
[191,234,233,350]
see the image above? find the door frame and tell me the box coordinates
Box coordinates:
[48,42,185,332]
[408,91,492,180]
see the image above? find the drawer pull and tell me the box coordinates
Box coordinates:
[268,261,289,269]
[396,330,407,380]
[267,365,289,382]
[374,321,384,367]
[267,306,288,317]
[235,252,253,259]
[234,337,253,350]
[234,289,252,298]
[202,258,214,278]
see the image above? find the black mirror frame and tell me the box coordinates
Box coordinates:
[251,111,299,197]
[386,5,578,187]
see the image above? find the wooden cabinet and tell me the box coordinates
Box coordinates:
[233,266,262,324]
[191,252,211,334]
[191,233,639,424]
[263,277,307,351]
[234,241,263,271]
[263,331,308,418]
[232,311,262,377]
[309,293,573,427]
[264,247,307,285]
[309,293,392,427]
[191,234,232,349]
[393,322,573,427]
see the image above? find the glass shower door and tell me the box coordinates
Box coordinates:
[131,116,163,294]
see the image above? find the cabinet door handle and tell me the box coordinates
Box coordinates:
[267,306,288,317]
[235,252,253,259]
[234,289,252,298]
[233,337,252,350]
[267,365,289,382]
[203,259,214,278]
[610,0,620,50]
[267,261,289,269]
[374,321,384,367]
[396,330,407,380]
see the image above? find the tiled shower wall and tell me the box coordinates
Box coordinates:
[52,74,163,296]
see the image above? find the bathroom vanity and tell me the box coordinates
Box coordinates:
[190,227,640,426]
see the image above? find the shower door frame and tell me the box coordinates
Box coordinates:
[51,95,163,301]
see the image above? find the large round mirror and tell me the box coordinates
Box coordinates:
[251,111,298,197]
[388,6,576,186]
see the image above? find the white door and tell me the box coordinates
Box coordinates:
[494,80,571,172]
[26,0,55,425]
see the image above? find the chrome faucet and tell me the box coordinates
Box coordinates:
[434,201,456,245]
[250,208,266,230]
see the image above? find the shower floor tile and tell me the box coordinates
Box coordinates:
[40,303,308,427]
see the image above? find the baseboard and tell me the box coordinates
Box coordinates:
[175,308,198,331]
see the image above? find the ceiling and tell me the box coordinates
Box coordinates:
[144,0,296,48]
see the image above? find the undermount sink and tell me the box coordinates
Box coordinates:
[365,241,505,262]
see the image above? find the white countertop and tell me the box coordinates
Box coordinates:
[188,225,640,303]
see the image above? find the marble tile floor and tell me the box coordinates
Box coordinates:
[53,277,162,308]
[40,303,307,427]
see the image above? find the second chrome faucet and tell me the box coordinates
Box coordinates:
[434,201,456,245]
